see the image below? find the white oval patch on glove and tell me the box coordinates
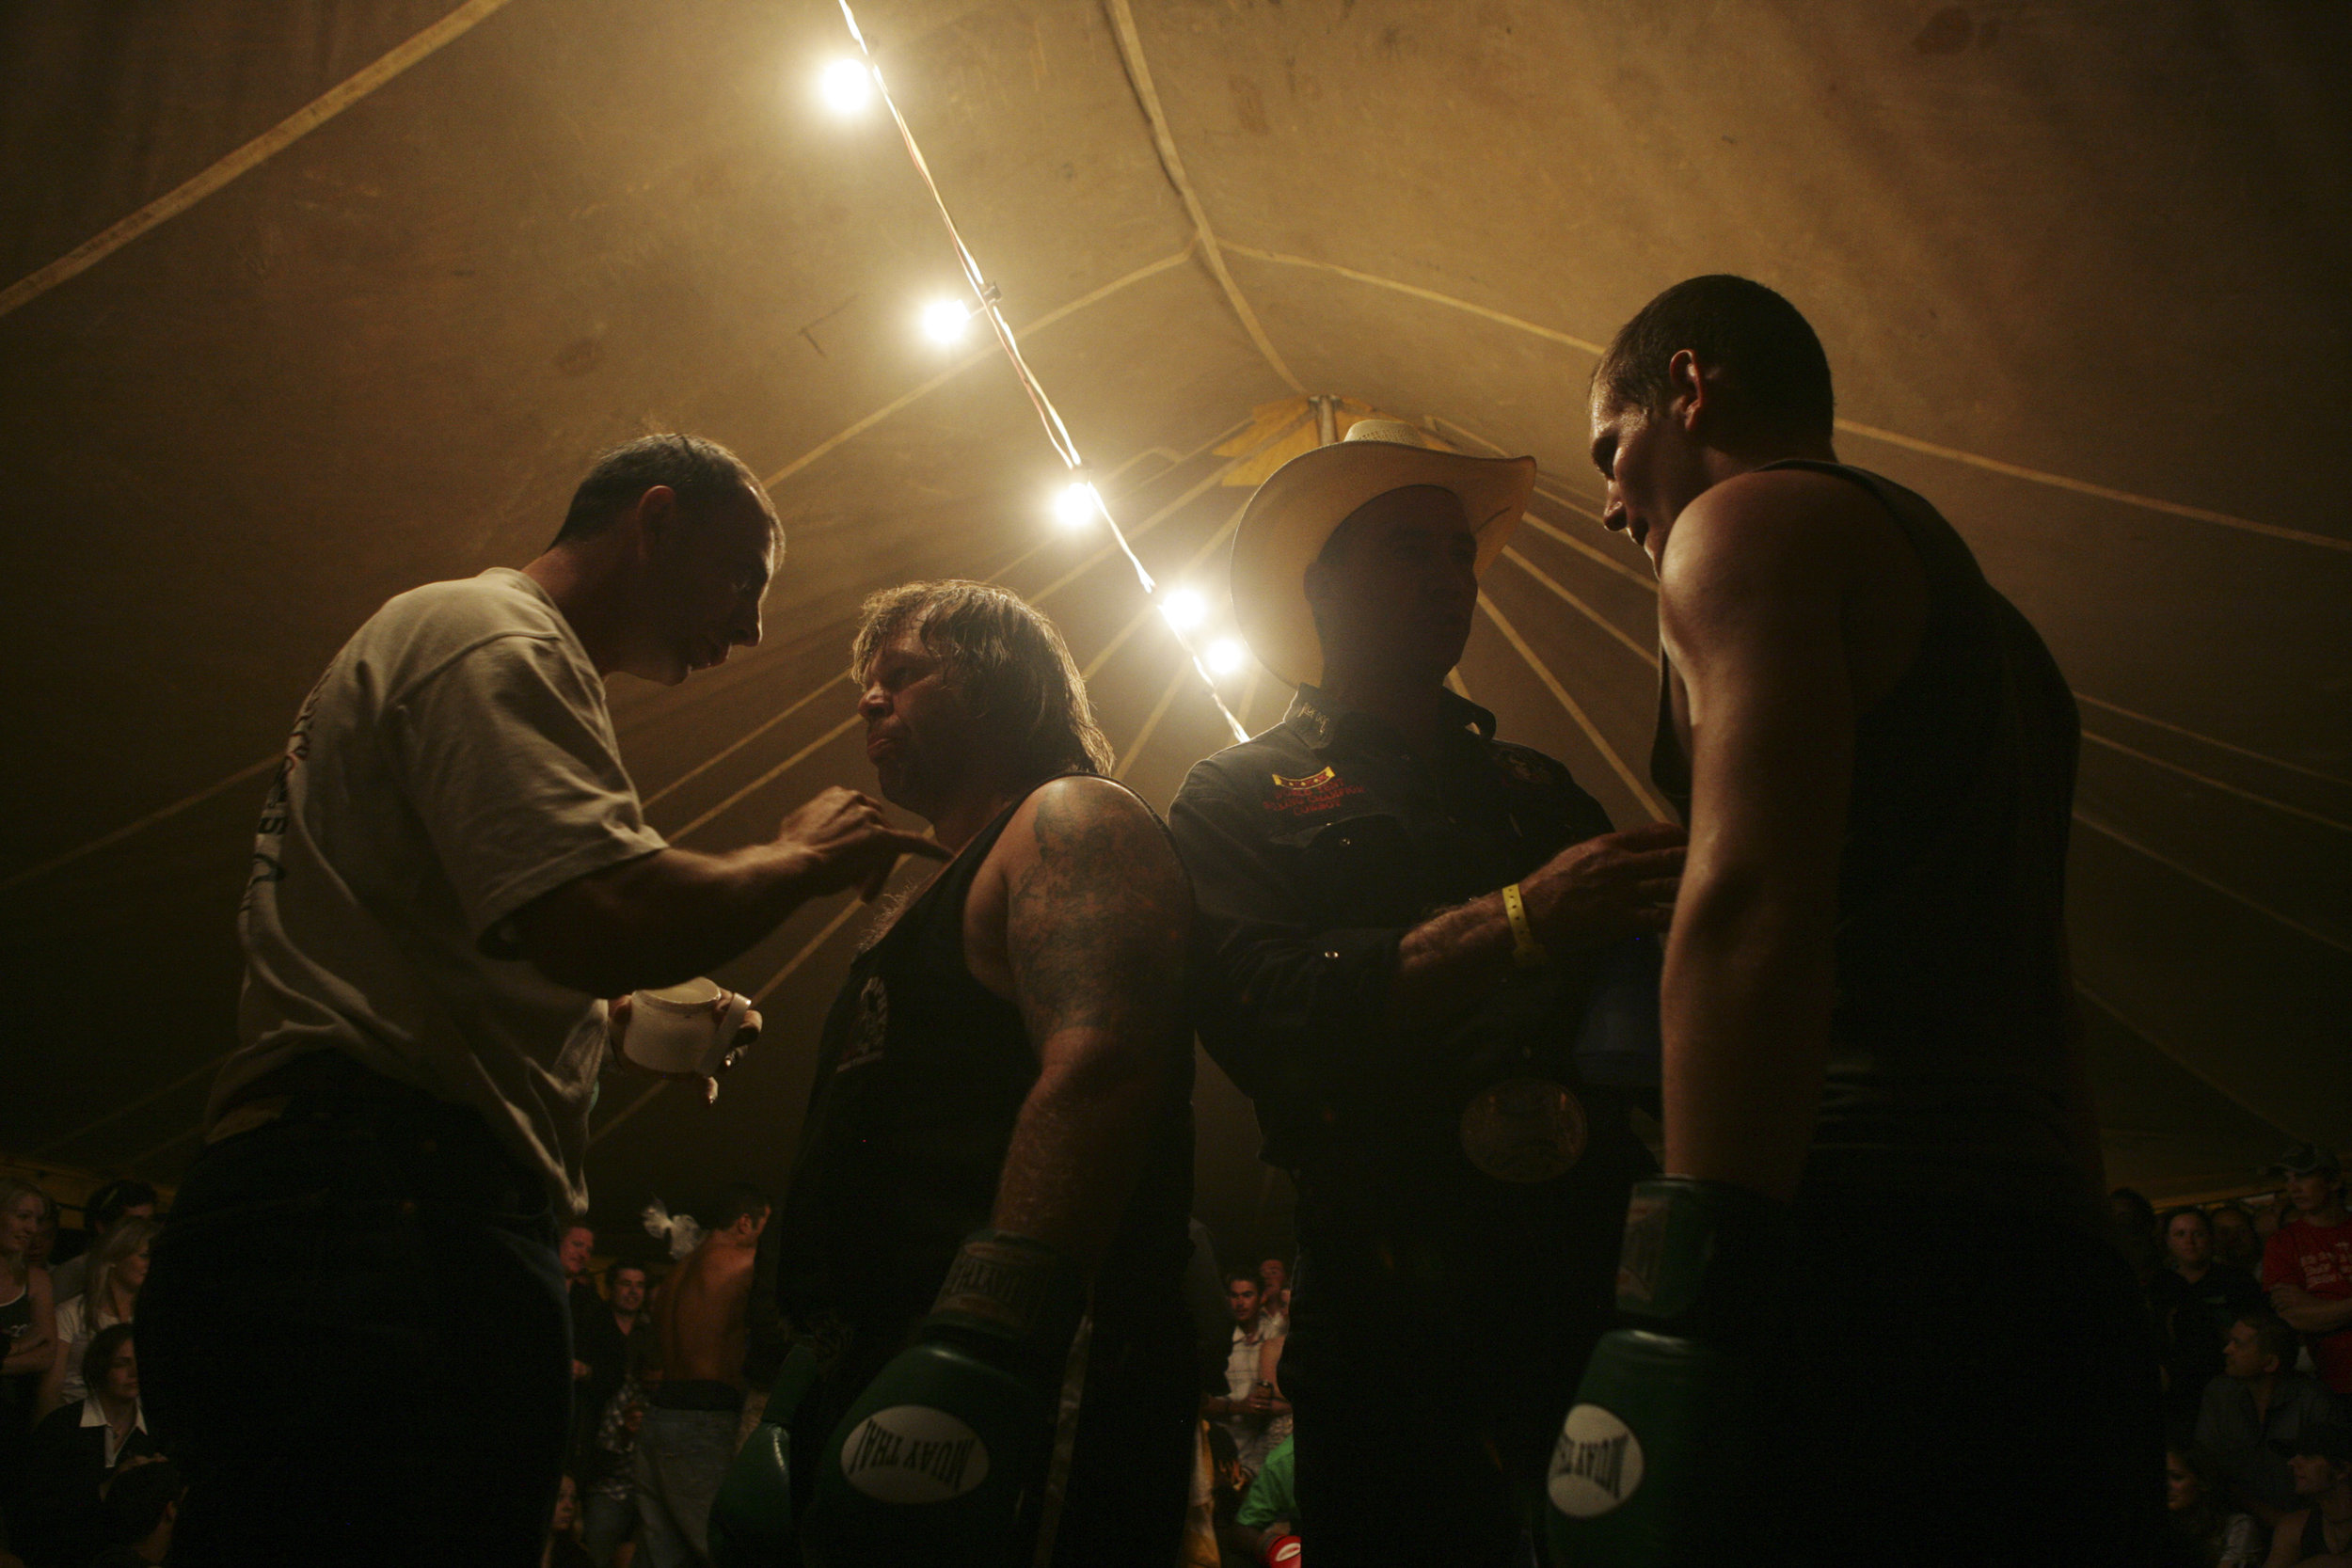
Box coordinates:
[1548,1403,1644,1517]
[839,1405,992,1504]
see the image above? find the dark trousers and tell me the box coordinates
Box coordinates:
[1282,1116,1645,1568]
[1743,1193,2167,1563]
[141,1078,570,1567]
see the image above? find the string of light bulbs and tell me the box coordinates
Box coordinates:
[825,0,1251,743]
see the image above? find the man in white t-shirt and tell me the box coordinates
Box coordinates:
[1205,1272,1291,1473]
[140,435,944,1568]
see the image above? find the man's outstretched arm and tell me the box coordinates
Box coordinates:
[1655,478,1864,1200]
[990,775,1192,1274]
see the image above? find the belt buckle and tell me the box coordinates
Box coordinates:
[1459,1077,1587,1183]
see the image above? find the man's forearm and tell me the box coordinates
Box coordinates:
[1660,873,1837,1199]
[2273,1285,2352,1334]
[1389,894,1519,1028]
[516,841,821,994]
[989,1032,1170,1275]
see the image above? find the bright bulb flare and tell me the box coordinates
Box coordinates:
[920,298,969,344]
[819,58,873,114]
[1055,481,1099,530]
[1206,637,1248,676]
[1158,589,1206,631]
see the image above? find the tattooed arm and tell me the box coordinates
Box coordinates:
[964,774,1192,1275]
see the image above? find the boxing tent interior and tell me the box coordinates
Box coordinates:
[4,0,2344,1258]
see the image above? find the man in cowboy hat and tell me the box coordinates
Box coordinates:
[1166,418,1686,1566]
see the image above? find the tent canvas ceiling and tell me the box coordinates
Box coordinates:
[3,0,2344,1248]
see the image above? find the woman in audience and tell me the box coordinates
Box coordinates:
[0,1180,58,1490]
[38,1216,154,1419]
[2166,1443,2262,1566]
[10,1324,152,1566]
[542,1471,592,1568]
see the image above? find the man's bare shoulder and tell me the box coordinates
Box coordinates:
[1661,468,1886,591]
[989,774,1179,889]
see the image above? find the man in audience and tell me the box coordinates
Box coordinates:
[140,435,944,1566]
[637,1187,768,1568]
[1556,276,2157,1560]
[2266,1425,2352,1566]
[2217,1205,2268,1274]
[48,1183,157,1304]
[575,1259,651,1472]
[1168,418,1679,1565]
[2197,1311,2340,1525]
[2264,1147,2352,1401]
[1205,1272,1288,1473]
[2173,1208,2271,1336]
[11,1325,153,1565]
[1257,1258,1292,1332]
[733,582,1198,1565]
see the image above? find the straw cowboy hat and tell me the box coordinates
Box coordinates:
[1229,419,1536,688]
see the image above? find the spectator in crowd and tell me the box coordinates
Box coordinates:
[1257,1259,1291,1333]
[21,1201,56,1281]
[0,1180,58,1483]
[2165,1442,2262,1567]
[1205,1273,1289,1474]
[572,1260,650,1475]
[2115,1187,2166,1277]
[639,1185,767,1567]
[87,1455,181,1568]
[2175,1209,2273,1336]
[582,1361,650,1567]
[48,1183,158,1304]
[563,1225,599,1390]
[2265,1426,2352,1566]
[1204,1423,1258,1568]
[2217,1205,2268,1274]
[2263,1147,2352,1401]
[2198,1311,2342,1525]
[10,1325,154,1566]
[39,1217,154,1418]
[1235,1433,1300,1563]
[2157,1207,2273,1440]
[543,1472,593,1568]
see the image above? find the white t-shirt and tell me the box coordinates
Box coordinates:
[213,568,665,1215]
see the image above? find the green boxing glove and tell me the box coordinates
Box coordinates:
[800,1230,1086,1568]
[708,1347,822,1568]
[1546,1177,1786,1565]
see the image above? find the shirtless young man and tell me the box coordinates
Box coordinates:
[637,1185,769,1567]
[1548,277,2161,1564]
[715,581,1196,1567]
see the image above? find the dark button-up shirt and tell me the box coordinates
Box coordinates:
[1168,684,1617,1178]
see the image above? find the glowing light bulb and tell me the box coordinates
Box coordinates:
[1159,589,1206,631]
[1207,637,1248,676]
[1054,481,1099,530]
[819,58,873,114]
[920,298,969,344]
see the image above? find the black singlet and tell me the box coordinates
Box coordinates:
[770,777,1194,1356]
[1652,460,2093,1220]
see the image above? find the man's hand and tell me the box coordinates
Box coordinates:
[1519,821,1687,952]
[606,992,762,1106]
[772,787,947,901]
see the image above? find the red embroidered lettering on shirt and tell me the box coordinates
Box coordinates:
[1264,767,1367,816]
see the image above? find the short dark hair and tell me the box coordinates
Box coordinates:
[2160,1206,2212,1238]
[83,1322,135,1393]
[550,434,765,547]
[2237,1308,2298,1368]
[85,1180,158,1230]
[850,581,1114,779]
[709,1183,771,1231]
[1594,275,1835,441]
[609,1259,648,1287]
[1225,1272,1260,1291]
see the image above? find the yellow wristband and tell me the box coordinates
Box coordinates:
[1502,881,1546,969]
